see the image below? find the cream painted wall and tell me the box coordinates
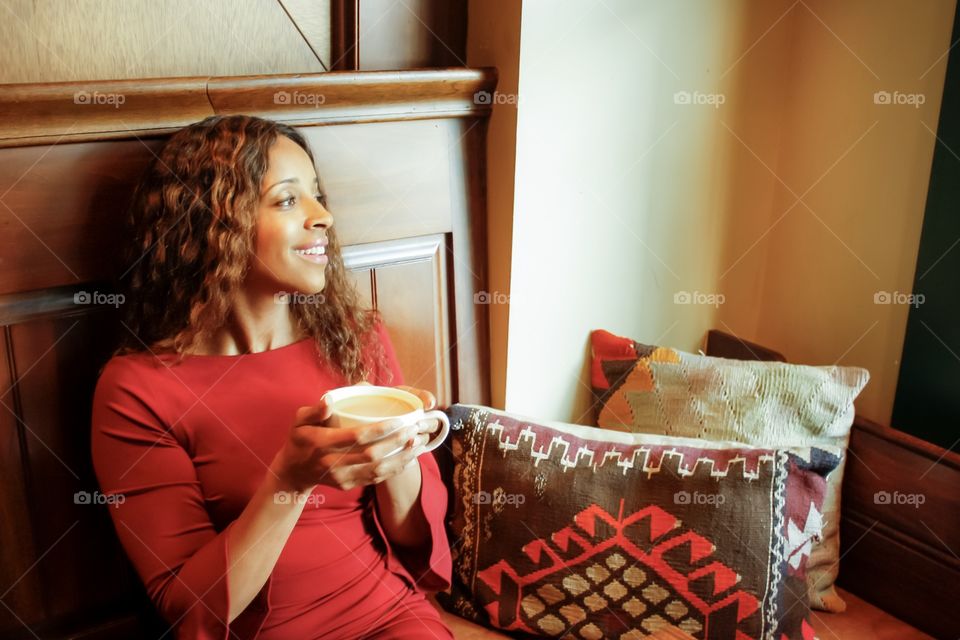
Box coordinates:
[469,0,955,428]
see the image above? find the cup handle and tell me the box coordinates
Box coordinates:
[420,410,450,452]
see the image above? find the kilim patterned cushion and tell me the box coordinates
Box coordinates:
[439,404,839,640]
[588,329,869,613]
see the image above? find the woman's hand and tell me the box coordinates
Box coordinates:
[394,384,444,452]
[270,384,444,493]
[356,382,444,454]
[270,398,421,493]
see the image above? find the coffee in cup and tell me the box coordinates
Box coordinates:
[322,385,450,456]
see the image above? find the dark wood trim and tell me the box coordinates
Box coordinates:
[837,414,960,639]
[0,67,497,148]
[330,0,359,71]
[447,119,491,406]
[703,329,787,362]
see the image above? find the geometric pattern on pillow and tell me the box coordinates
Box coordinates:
[440,403,838,640]
[589,329,869,614]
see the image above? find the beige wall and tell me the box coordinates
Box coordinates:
[733,0,956,427]
[470,0,955,428]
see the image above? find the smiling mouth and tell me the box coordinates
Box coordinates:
[293,245,329,264]
[293,245,326,257]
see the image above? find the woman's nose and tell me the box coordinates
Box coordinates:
[306,200,333,230]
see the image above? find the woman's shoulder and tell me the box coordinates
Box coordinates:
[94,350,181,406]
[98,349,176,379]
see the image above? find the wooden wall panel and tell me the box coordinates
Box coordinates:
[359,0,467,70]
[344,235,451,405]
[0,68,495,638]
[8,311,132,619]
[446,118,490,405]
[837,417,960,639]
[0,0,329,83]
[0,327,44,635]
[0,140,159,294]
[0,117,485,295]
[346,268,374,310]
[304,120,453,246]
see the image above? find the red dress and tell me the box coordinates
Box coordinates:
[90,323,452,640]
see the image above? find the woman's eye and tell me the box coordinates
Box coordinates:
[315,194,327,206]
[278,196,295,207]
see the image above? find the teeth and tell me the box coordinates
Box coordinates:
[294,246,326,256]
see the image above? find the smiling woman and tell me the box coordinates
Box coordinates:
[115,115,380,378]
[90,114,454,639]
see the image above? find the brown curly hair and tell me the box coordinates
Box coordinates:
[115,114,387,384]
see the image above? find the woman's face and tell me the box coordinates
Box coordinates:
[248,135,334,297]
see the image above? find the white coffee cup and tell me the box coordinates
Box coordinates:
[322,385,450,456]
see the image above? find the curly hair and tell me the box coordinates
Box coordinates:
[115,114,386,384]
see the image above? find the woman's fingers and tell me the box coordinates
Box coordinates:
[294,401,333,427]
[412,416,440,435]
[321,419,411,451]
[396,385,437,411]
[354,446,420,483]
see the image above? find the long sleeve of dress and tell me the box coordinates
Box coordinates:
[90,360,270,640]
[370,321,453,592]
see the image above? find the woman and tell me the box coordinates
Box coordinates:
[91,115,453,639]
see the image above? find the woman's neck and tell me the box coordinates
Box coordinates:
[188,288,305,355]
